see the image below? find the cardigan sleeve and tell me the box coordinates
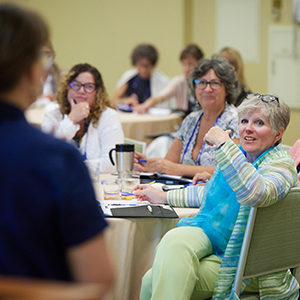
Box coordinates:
[167,185,204,208]
[42,110,79,140]
[215,139,298,207]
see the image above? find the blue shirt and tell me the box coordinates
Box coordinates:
[0,101,107,281]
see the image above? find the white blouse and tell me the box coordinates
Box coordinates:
[42,107,124,173]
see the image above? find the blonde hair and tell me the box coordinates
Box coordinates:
[220,47,246,87]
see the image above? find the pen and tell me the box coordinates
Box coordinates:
[184,181,206,187]
[134,180,156,192]
[138,159,147,163]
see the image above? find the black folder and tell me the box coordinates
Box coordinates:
[140,173,192,185]
[107,204,178,218]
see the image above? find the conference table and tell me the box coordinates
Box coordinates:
[118,111,182,145]
[24,107,182,145]
[93,176,198,300]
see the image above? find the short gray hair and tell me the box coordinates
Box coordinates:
[237,95,290,136]
[189,54,238,104]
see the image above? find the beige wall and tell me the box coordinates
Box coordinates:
[2,0,300,145]
[192,0,300,145]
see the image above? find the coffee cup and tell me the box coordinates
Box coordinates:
[109,144,134,173]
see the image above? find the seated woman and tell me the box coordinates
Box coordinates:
[112,44,170,109]
[134,55,239,178]
[42,63,124,173]
[134,44,204,114]
[289,138,300,186]
[134,93,299,300]
[220,46,251,107]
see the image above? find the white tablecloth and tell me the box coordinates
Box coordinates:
[93,177,198,300]
[24,108,182,145]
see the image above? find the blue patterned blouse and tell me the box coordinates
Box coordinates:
[176,103,239,166]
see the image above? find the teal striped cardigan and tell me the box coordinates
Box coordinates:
[168,140,299,299]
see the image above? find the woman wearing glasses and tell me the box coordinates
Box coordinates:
[134,94,299,300]
[134,55,239,178]
[42,63,124,173]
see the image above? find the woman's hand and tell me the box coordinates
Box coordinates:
[124,94,139,106]
[134,151,148,172]
[192,171,212,185]
[134,102,150,114]
[68,99,90,124]
[147,158,176,174]
[204,126,231,148]
[132,184,168,204]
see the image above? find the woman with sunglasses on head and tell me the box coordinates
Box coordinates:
[134,55,239,179]
[134,93,299,300]
[42,63,124,173]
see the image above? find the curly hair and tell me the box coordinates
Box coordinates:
[189,54,238,105]
[56,63,113,126]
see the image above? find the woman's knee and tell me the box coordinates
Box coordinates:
[156,227,212,260]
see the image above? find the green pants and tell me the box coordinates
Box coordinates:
[140,226,221,300]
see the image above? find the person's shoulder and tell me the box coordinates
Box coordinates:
[152,69,170,81]
[29,123,76,153]
[181,110,202,125]
[116,69,138,88]
[262,144,295,165]
[187,109,202,119]
[45,107,63,119]
[101,107,119,119]
[224,103,238,115]
[170,74,186,83]
[97,107,121,130]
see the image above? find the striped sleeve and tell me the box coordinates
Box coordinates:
[215,140,298,207]
[167,185,204,208]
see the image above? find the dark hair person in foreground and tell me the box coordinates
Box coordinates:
[0,2,114,294]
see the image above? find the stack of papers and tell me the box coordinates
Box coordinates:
[100,199,150,216]
[99,199,177,218]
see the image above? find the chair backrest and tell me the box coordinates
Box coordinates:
[232,187,300,296]
[281,144,292,152]
[124,137,147,154]
[0,275,106,300]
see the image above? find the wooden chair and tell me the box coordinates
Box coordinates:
[0,276,106,300]
[232,187,300,299]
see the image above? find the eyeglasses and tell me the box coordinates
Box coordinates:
[194,79,223,90]
[246,93,279,105]
[40,51,54,71]
[69,80,96,93]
